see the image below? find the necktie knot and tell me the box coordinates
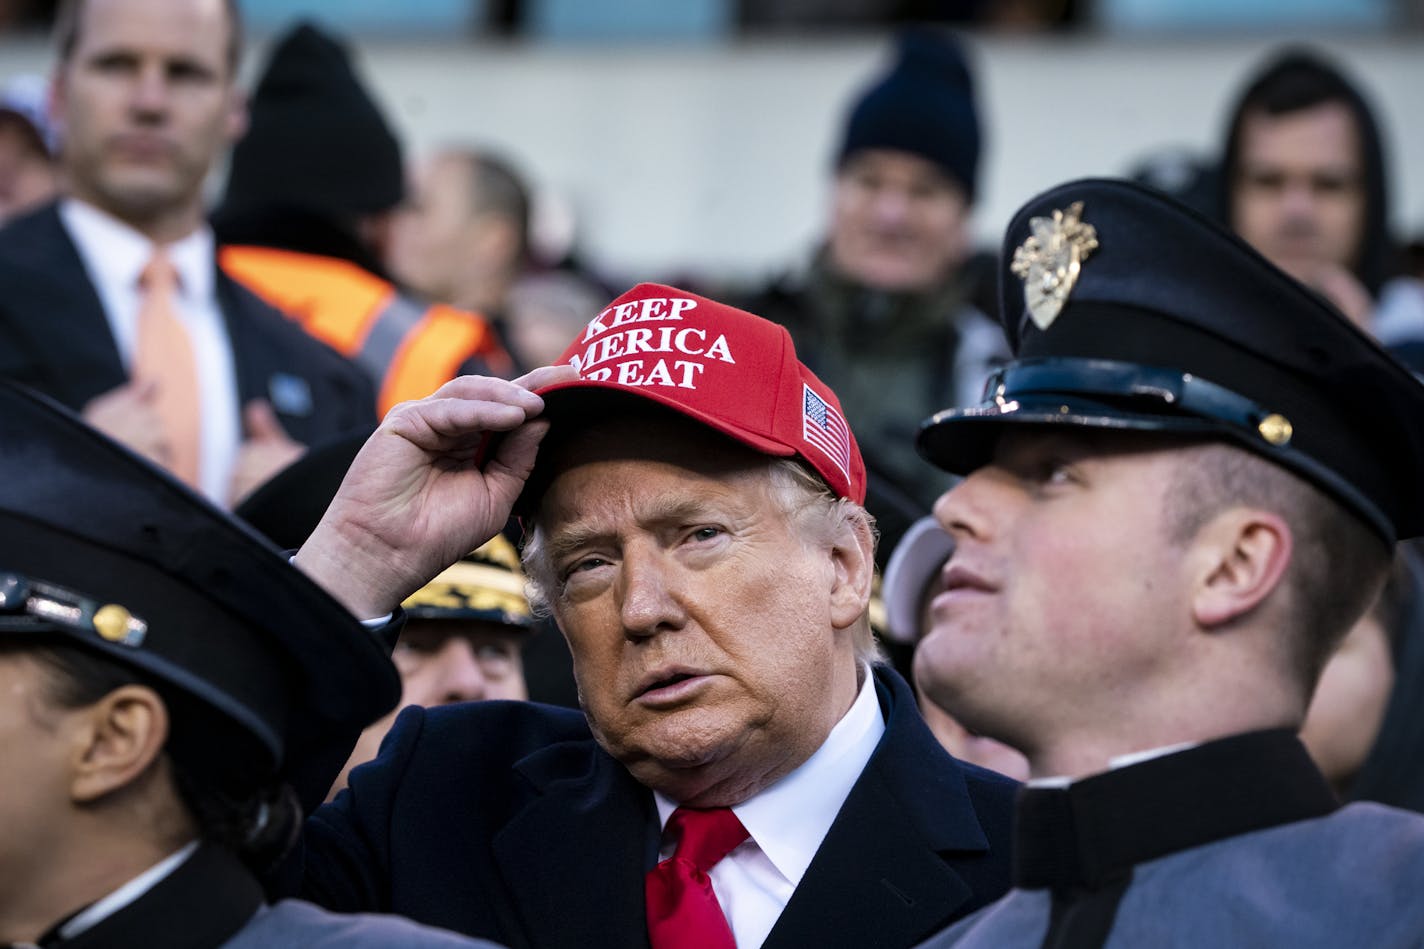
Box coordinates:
[645,807,749,949]
[140,248,180,294]
[665,807,749,873]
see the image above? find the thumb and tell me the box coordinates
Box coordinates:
[483,419,552,509]
[242,399,290,442]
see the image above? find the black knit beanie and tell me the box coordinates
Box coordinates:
[220,21,403,218]
[836,30,981,203]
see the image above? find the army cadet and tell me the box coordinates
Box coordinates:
[0,382,499,948]
[913,178,1424,947]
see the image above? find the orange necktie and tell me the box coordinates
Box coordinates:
[645,807,749,949]
[133,248,201,486]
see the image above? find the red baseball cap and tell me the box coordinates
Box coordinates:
[532,283,866,503]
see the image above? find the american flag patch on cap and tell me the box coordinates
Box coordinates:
[802,384,851,482]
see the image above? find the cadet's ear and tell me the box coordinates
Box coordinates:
[69,684,170,804]
[1190,507,1293,629]
[829,512,876,630]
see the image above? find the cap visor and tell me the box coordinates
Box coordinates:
[516,381,801,513]
[916,394,1227,475]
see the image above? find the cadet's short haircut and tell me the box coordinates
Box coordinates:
[12,641,298,865]
[1163,442,1390,692]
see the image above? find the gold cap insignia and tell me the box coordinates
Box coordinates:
[1257,413,1293,446]
[1010,201,1099,330]
[92,603,147,647]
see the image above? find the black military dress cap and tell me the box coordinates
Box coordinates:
[0,382,399,779]
[917,177,1424,544]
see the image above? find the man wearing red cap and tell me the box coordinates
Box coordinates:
[287,284,1016,948]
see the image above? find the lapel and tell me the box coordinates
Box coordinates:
[216,268,270,408]
[0,203,127,407]
[762,667,991,949]
[492,738,658,949]
[218,270,337,435]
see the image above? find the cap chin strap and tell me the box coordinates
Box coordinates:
[980,357,1394,544]
[0,571,149,645]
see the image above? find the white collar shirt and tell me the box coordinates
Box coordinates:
[56,840,201,941]
[1026,740,1202,789]
[653,664,887,948]
[58,198,240,506]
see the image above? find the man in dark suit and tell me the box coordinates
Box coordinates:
[0,0,374,509]
[286,284,1017,948]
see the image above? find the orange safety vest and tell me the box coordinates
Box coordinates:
[220,245,513,416]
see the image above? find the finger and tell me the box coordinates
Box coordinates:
[512,363,580,392]
[385,395,543,450]
[241,398,290,443]
[482,419,552,507]
[422,374,547,414]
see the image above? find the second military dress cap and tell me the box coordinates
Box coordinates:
[917,177,1424,543]
[0,382,400,781]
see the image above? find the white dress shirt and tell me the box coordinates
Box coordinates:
[653,665,887,949]
[59,199,241,506]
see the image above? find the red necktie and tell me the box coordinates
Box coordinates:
[645,807,749,949]
[133,248,201,486]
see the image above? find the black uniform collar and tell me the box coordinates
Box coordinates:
[37,843,263,949]
[1013,729,1338,891]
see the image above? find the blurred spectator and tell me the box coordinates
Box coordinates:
[738,29,1007,566]
[387,146,534,359]
[736,0,1081,31]
[0,75,58,225]
[215,22,512,417]
[0,381,494,949]
[330,534,538,800]
[1217,54,1424,804]
[390,148,529,319]
[1126,145,1218,219]
[0,0,374,509]
[880,516,1030,780]
[502,267,608,368]
[385,147,610,372]
[1301,546,1424,811]
[1218,47,1401,330]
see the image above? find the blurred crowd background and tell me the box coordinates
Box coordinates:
[0,0,1420,288]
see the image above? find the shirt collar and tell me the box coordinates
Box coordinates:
[654,663,886,886]
[57,840,200,940]
[1026,740,1202,789]
[59,198,214,303]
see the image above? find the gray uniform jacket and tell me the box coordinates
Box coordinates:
[35,842,502,949]
[225,900,504,948]
[919,730,1424,949]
